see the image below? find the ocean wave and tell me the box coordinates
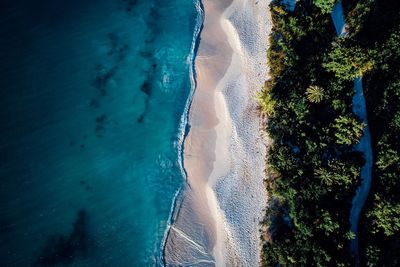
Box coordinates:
[159,1,205,265]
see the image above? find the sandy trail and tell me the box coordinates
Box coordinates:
[331,2,373,264]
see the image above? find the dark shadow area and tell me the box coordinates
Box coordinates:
[34,209,89,267]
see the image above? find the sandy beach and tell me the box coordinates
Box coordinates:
[164,0,271,265]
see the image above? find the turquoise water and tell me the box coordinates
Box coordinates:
[0,0,199,266]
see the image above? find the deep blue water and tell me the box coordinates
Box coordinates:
[0,0,198,266]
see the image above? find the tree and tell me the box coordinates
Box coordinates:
[346,0,375,34]
[317,210,340,235]
[315,160,360,189]
[367,194,400,236]
[345,231,356,240]
[315,167,334,187]
[306,85,325,103]
[332,115,365,145]
[324,38,374,80]
[314,0,337,14]
[376,141,399,170]
[365,245,381,267]
[391,111,400,130]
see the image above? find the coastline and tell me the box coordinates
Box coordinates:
[164,0,271,266]
[160,0,204,264]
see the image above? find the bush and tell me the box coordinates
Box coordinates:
[332,115,365,145]
[324,38,374,80]
[314,0,338,14]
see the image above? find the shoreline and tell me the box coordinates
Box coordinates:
[164,0,271,265]
[160,0,204,264]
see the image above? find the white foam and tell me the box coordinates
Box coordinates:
[160,1,204,265]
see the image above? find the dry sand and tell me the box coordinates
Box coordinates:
[164,0,271,266]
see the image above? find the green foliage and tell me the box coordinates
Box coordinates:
[315,159,360,189]
[391,111,400,130]
[261,2,362,266]
[365,245,381,267]
[317,210,340,235]
[367,194,400,236]
[256,85,276,116]
[332,115,365,145]
[306,85,325,103]
[324,38,374,80]
[376,141,399,170]
[345,231,356,240]
[385,31,400,60]
[267,4,301,81]
[267,37,287,79]
[314,0,337,14]
[287,16,307,41]
[357,16,400,264]
[375,31,400,72]
[346,0,375,34]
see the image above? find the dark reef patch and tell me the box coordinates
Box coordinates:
[92,64,118,97]
[137,72,155,123]
[91,33,129,100]
[140,50,152,58]
[34,210,89,267]
[107,33,129,62]
[90,32,130,133]
[137,114,145,123]
[79,180,94,192]
[89,2,161,125]
[89,98,100,109]
[96,114,107,124]
[95,114,107,137]
[144,5,160,44]
[140,80,152,96]
[132,1,163,123]
[120,0,139,14]
[137,99,150,123]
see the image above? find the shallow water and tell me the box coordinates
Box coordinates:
[0,0,197,266]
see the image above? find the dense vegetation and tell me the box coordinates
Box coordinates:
[259,0,400,266]
[344,0,400,265]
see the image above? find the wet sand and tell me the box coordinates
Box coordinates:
[164,0,271,266]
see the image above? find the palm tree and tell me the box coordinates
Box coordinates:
[306,85,325,103]
[315,168,333,187]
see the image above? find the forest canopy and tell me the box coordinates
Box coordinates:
[260,0,400,266]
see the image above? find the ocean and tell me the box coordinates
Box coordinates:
[0,0,199,266]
